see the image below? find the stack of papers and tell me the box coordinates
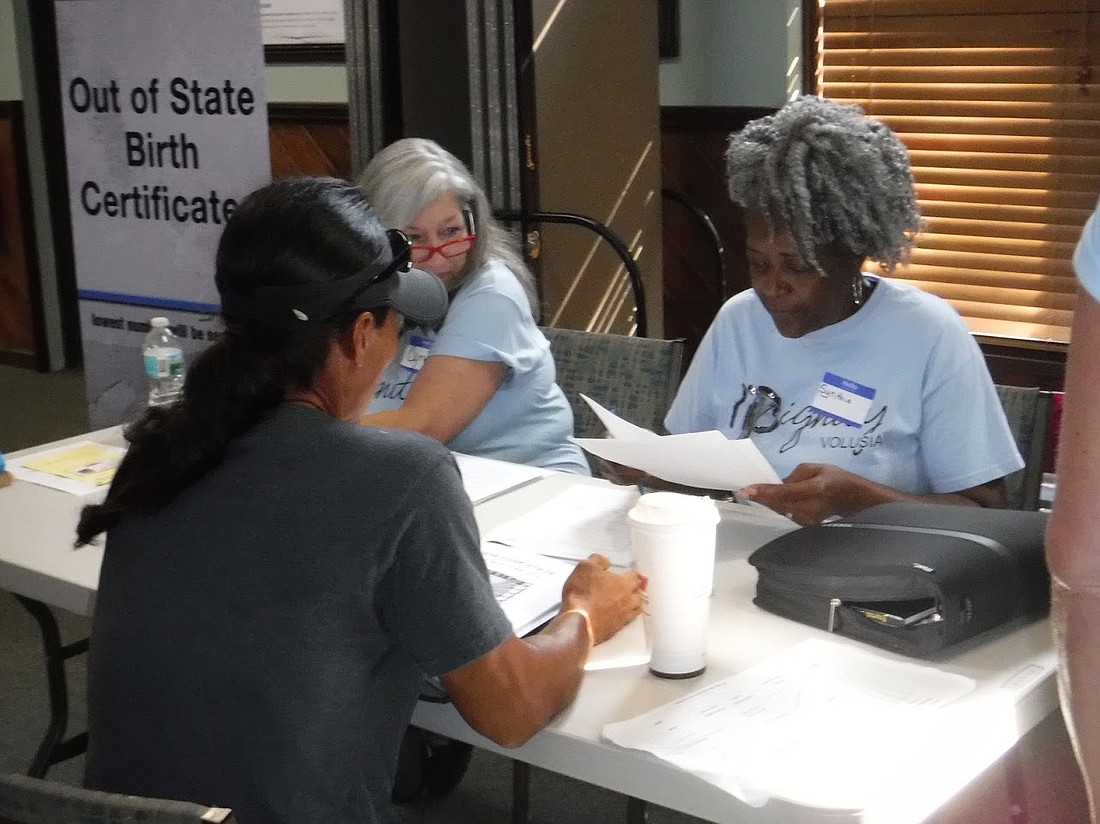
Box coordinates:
[574,395,782,491]
[602,639,976,809]
[452,451,548,504]
[7,441,126,497]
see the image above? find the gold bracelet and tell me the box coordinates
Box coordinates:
[561,607,594,648]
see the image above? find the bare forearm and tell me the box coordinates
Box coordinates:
[443,615,589,748]
[836,477,1005,515]
[360,356,504,443]
[443,557,643,748]
[360,407,444,439]
[743,465,1006,525]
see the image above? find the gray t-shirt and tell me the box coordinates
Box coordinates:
[85,404,513,824]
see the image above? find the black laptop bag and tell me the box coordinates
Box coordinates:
[747,502,1050,657]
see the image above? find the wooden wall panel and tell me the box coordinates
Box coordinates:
[0,102,40,368]
[268,103,352,181]
[660,106,773,361]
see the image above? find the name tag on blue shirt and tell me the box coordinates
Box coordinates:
[400,334,433,373]
[811,372,876,428]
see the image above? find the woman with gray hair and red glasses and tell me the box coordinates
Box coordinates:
[665,95,1022,525]
[357,137,588,476]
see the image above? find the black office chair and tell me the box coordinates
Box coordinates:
[0,772,237,824]
[994,384,1053,511]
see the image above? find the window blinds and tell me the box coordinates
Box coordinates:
[819,0,1099,344]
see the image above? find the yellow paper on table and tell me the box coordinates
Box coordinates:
[21,443,124,487]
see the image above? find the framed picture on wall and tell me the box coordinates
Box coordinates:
[262,0,346,63]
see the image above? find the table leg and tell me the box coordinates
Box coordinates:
[512,759,530,824]
[626,795,648,823]
[13,594,89,777]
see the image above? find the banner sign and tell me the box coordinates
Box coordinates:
[55,0,271,427]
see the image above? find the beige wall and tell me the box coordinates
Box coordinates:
[265,63,347,104]
[658,0,801,107]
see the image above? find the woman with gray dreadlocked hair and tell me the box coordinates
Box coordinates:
[665,95,1022,525]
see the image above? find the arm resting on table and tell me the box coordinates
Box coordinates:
[442,554,645,748]
[741,464,1006,526]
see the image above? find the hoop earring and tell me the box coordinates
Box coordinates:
[852,274,865,306]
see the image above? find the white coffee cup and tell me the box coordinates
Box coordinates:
[627,491,720,678]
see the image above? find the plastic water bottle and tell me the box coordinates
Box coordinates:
[142,317,185,407]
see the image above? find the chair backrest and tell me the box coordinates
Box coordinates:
[0,773,236,824]
[542,327,684,440]
[994,384,1053,511]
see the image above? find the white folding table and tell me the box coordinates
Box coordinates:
[0,434,1059,823]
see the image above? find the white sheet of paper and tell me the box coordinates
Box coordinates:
[573,396,781,491]
[452,452,549,505]
[576,430,782,491]
[602,639,976,810]
[486,484,639,567]
[580,394,660,440]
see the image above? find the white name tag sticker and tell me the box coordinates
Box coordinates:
[400,334,433,372]
[810,372,876,428]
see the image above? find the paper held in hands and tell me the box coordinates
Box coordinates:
[574,395,782,492]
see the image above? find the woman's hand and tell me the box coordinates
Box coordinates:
[560,554,647,645]
[590,456,648,487]
[739,463,878,525]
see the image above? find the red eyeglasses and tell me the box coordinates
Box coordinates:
[410,235,476,264]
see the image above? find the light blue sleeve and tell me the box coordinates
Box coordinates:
[1075,200,1100,302]
[918,312,1024,493]
[430,289,543,376]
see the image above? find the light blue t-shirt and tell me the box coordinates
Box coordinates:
[665,276,1023,495]
[368,260,590,475]
[1075,199,1100,301]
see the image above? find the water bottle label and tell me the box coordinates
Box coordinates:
[144,347,184,378]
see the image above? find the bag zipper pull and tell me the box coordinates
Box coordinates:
[828,597,841,632]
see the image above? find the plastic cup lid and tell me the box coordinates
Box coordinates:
[628,491,719,526]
